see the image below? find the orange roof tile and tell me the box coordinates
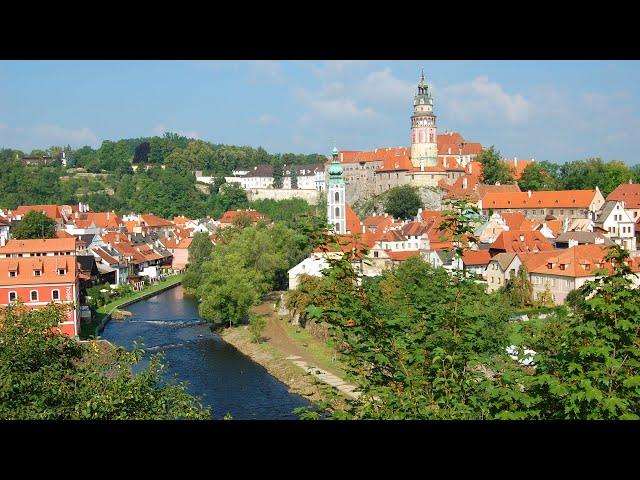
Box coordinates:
[14,204,62,220]
[490,230,554,254]
[482,190,599,209]
[0,256,77,286]
[140,214,173,228]
[345,205,363,234]
[607,183,640,209]
[0,238,77,255]
[218,210,271,225]
[461,249,492,266]
[386,250,421,261]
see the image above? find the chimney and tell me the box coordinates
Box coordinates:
[463,177,468,189]
[448,147,451,154]
[528,190,532,198]
[514,157,518,167]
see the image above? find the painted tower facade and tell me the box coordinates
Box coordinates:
[327,147,346,234]
[410,70,438,170]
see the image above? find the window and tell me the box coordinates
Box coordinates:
[335,207,340,218]
[52,289,60,301]
[8,291,17,302]
[8,271,16,278]
[34,270,42,276]
[334,191,340,202]
[30,290,38,302]
[57,268,66,275]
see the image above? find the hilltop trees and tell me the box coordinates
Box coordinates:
[518,162,560,191]
[12,211,57,239]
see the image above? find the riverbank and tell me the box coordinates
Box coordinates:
[79,274,183,339]
[220,296,359,404]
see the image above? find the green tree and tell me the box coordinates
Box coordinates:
[518,162,559,191]
[383,185,423,220]
[478,146,514,185]
[559,158,632,196]
[0,303,211,419]
[503,265,534,307]
[519,245,640,419]
[272,159,284,189]
[12,210,56,239]
[290,166,298,189]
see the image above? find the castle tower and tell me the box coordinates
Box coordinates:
[410,70,438,170]
[327,146,346,234]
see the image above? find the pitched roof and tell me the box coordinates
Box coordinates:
[607,182,640,209]
[345,205,363,234]
[14,204,62,220]
[73,211,122,229]
[0,256,77,285]
[525,244,638,278]
[92,247,120,265]
[140,214,173,228]
[503,159,534,180]
[490,252,518,271]
[500,212,532,231]
[0,238,77,255]
[461,249,492,266]
[482,190,599,209]
[490,230,554,254]
[386,250,421,261]
[554,231,615,246]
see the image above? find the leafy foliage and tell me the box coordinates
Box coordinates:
[0,303,211,419]
[383,185,423,220]
[478,146,514,185]
[12,210,56,239]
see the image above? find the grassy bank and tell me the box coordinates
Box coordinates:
[79,274,183,339]
[281,322,347,379]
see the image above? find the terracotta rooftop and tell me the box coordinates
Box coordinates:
[218,209,271,225]
[0,238,77,255]
[482,190,600,209]
[607,183,640,209]
[0,256,76,286]
[14,204,62,220]
[490,230,554,254]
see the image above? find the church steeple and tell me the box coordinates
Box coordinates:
[326,146,346,234]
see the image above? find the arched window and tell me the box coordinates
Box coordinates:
[30,290,38,302]
[335,207,340,218]
[52,289,60,301]
[334,191,340,202]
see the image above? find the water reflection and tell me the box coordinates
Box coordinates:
[101,286,309,419]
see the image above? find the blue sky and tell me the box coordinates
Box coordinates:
[1,60,639,165]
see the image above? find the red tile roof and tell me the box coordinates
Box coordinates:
[500,212,533,231]
[461,249,492,266]
[14,204,62,220]
[482,190,600,209]
[525,244,639,278]
[0,256,76,285]
[140,214,173,228]
[607,183,640,209]
[0,238,77,255]
[73,212,122,229]
[490,230,554,254]
[345,205,363,234]
[503,159,534,180]
[386,250,421,261]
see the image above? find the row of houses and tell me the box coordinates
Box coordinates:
[0,203,273,337]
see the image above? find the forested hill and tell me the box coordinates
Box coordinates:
[0,133,328,219]
[0,132,326,176]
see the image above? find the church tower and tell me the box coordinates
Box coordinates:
[410,70,438,170]
[327,146,346,234]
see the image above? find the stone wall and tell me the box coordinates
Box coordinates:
[246,188,321,204]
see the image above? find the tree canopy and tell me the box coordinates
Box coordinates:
[383,185,423,220]
[478,146,515,185]
[12,210,57,239]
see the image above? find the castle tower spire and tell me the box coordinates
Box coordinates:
[327,146,346,234]
[411,69,438,170]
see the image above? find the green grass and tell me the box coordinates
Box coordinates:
[80,274,183,339]
[282,322,347,378]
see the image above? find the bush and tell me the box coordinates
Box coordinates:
[248,315,267,343]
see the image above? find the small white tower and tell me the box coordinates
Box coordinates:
[410,69,438,170]
[327,147,346,234]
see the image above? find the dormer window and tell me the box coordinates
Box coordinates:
[34,270,42,277]
[559,264,566,270]
[57,268,66,275]
[8,270,16,278]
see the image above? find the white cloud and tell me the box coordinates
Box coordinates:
[308,98,378,121]
[253,113,276,125]
[358,68,415,105]
[0,123,99,150]
[152,124,200,139]
[247,61,284,83]
[442,75,531,124]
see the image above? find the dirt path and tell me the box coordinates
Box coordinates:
[254,299,345,379]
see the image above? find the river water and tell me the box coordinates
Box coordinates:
[101,286,310,419]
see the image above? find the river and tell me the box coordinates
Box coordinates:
[100,285,310,419]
